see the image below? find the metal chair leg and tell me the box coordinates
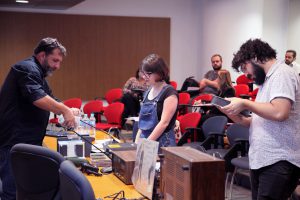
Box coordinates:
[229,167,238,200]
[225,172,231,199]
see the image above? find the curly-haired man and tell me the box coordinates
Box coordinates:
[220,39,300,199]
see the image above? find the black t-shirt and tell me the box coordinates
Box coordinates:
[0,56,54,148]
[144,85,178,132]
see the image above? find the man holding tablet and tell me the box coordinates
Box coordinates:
[220,39,300,200]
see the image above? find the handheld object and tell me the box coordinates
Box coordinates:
[211,95,251,117]
[211,95,230,107]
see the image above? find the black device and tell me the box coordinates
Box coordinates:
[46,130,72,137]
[211,95,231,107]
[211,95,251,117]
[80,162,102,176]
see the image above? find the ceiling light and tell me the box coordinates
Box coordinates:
[16,0,29,3]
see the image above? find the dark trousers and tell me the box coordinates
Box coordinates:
[0,147,16,200]
[250,161,300,200]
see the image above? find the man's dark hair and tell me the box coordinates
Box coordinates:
[286,50,297,58]
[232,38,277,72]
[140,53,170,83]
[34,37,66,56]
[211,54,222,62]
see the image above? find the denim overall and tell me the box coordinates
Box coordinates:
[138,85,176,149]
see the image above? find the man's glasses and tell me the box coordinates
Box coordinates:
[240,64,247,73]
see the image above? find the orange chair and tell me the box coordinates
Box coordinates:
[83,100,103,117]
[104,88,123,105]
[177,92,191,118]
[96,102,124,131]
[49,97,82,124]
[101,88,123,112]
[251,88,259,101]
[191,94,213,105]
[236,74,252,85]
[63,98,82,109]
[233,84,250,99]
[169,80,178,90]
[177,112,201,145]
[236,74,253,91]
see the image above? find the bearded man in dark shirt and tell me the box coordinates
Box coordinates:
[0,37,77,200]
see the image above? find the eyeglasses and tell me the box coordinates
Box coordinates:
[240,64,247,73]
[141,71,153,78]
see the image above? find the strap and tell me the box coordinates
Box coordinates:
[154,85,171,103]
[142,84,171,103]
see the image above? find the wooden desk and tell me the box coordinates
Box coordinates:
[43,131,143,199]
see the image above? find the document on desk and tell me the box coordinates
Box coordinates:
[131,139,159,199]
[91,139,113,152]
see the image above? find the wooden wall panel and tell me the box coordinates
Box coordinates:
[0,12,170,100]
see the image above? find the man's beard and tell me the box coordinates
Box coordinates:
[250,61,266,85]
[42,60,54,76]
[213,65,222,71]
[285,60,292,65]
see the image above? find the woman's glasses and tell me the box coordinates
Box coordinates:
[141,71,153,78]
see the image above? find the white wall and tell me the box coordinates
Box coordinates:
[262,0,289,61]
[288,0,300,63]
[1,0,299,87]
[199,0,264,81]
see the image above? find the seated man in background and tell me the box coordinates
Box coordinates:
[285,50,300,75]
[199,54,234,97]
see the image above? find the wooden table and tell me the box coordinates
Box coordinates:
[43,130,143,199]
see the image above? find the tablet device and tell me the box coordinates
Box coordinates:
[211,95,251,117]
[211,95,230,107]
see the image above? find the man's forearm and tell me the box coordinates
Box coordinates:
[33,95,69,115]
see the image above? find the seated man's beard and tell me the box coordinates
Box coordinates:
[285,60,291,65]
[213,66,222,70]
[250,61,266,85]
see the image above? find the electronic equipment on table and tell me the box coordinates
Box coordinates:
[112,150,136,185]
[160,146,225,200]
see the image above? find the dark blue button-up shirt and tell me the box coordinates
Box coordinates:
[0,56,54,148]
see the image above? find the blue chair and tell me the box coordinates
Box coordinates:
[182,115,228,150]
[59,160,96,200]
[227,126,250,200]
[10,143,65,200]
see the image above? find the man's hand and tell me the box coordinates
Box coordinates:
[70,108,81,116]
[221,97,246,115]
[61,107,76,129]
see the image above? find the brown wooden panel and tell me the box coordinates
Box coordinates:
[0,12,170,100]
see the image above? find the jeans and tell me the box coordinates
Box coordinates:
[0,147,16,200]
[250,161,300,200]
